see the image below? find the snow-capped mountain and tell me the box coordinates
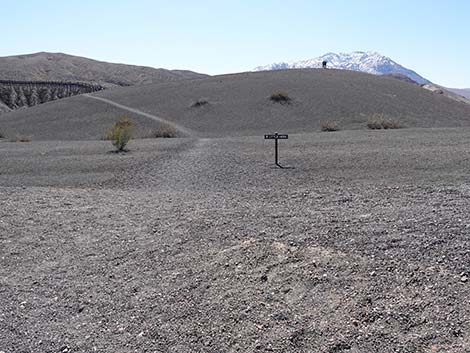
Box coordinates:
[254,51,431,85]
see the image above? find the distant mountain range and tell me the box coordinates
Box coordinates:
[254,51,431,85]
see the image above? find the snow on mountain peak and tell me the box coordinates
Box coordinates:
[254,51,430,84]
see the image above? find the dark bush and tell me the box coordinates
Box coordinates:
[191,99,209,108]
[270,91,292,104]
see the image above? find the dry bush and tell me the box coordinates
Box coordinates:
[149,123,179,138]
[367,114,402,130]
[10,135,32,142]
[191,99,209,108]
[270,91,292,104]
[0,130,4,138]
[106,117,133,151]
[367,116,383,130]
[381,119,402,129]
[321,121,340,132]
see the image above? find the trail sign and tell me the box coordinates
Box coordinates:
[264,132,288,168]
[264,133,288,139]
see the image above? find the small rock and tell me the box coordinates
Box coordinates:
[461,275,468,283]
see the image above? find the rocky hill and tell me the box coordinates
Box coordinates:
[0,52,208,114]
[0,52,207,87]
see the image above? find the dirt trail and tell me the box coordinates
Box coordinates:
[84,93,194,136]
[108,138,223,191]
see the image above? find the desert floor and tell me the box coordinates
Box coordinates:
[1,128,469,353]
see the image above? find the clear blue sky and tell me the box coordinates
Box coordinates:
[2,0,469,87]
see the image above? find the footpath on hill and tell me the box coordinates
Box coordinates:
[84,94,194,136]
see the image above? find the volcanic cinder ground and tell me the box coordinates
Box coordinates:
[1,68,470,353]
[1,127,470,353]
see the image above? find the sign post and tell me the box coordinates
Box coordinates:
[264,132,288,168]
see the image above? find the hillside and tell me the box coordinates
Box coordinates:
[255,51,431,84]
[421,84,470,105]
[1,69,470,141]
[0,52,207,87]
[0,81,103,110]
[448,88,470,99]
[0,100,10,113]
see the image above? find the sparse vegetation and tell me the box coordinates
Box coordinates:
[321,121,340,132]
[270,91,292,104]
[381,119,403,129]
[10,135,32,142]
[191,99,209,108]
[367,116,383,130]
[149,124,179,138]
[106,117,133,151]
[367,114,403,130]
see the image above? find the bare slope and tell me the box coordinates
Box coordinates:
[448,88,470,99]
[0,52,207,87]
[2,69,470,140]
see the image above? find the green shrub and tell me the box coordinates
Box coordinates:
[321,121,340,132]
[106,117,133,151]
[270,91,292,104]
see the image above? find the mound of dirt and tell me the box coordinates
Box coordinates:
[2,69,470,141]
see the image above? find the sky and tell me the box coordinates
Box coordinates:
[1,0,469,87]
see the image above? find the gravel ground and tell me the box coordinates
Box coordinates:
[1,128,470,352]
